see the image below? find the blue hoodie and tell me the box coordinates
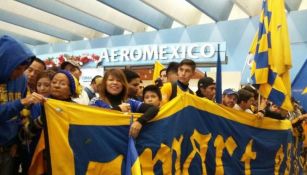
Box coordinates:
[0,35,35,145]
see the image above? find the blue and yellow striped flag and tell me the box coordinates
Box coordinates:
[250,0,293,111]
[152,61,165,83]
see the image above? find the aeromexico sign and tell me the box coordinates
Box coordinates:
[39,42,226,67]
[101,42,226,66]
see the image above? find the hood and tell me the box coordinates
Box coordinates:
[0,35,35,83]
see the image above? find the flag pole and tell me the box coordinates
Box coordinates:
[215,44,222,103]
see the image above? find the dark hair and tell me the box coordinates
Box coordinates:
[91,75,103,85]
[20,56,35,66]
[154,78,163,88]
[237,89,254,104]
[33,57,47,70]
[242,85,258,98]
[123,69,140,83]
[179,59,196,71]
[35,70,56,92]
[37,70,56,81]
[160,68,167,76]
[166,62,179,75]
[142,85,162,100]
[99,69,128,104]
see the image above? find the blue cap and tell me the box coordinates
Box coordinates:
[223,88,238,96]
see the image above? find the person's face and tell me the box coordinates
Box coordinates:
[270,104,281,113]
[167,71,178,82]
[24,61,45,87]
[92,77,103,93]
[160,70,167,83]
[177,65,194,84]
[137,84,144,97]
[242,97,254,110]
[50,73,71,100]
[10,65,28,80]
[222,94,237,108]
[143,91,160,107]
[201,84,216,100]
[36,77,51,97]
[64,64,82,80]
[128,78,141,97]
[106,75,123,95]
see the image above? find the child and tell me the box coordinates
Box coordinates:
[143,85,162,107]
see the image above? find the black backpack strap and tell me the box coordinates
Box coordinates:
[84,87,96,100]
[169,81,177,101]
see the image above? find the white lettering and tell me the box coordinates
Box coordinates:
[129,48,142,61]
[110,49,119,62]
[187,45,198,59]
[120,48,130,62]
[180,45,187,59]
[143,46,158,61]
[159,45,168,60]
[101,49,109,63]
[200,44,215,58]
[169,45,180,59]
[98,43,222,64]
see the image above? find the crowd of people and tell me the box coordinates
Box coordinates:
[1,35,307,174]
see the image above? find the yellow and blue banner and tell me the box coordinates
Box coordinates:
[41,93,302,174]
[292,59,307,112]
[250,0,293,111]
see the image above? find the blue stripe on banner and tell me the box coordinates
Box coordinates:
[268,88,285,107]
[125,137,138,175]
[251,74,256,84]
[268,70,277,85]
[267,32,271,49]
[254,52,269,69]
[258,22,266,40]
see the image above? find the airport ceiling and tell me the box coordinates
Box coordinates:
[1,0,306,46]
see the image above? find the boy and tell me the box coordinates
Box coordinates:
[160,59,195,106]
[143,85,162,107]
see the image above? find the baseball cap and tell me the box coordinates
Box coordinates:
[60,60,81,70]
[223,88,238,96]
[198,77,215,89]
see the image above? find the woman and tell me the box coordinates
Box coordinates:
[26,70,81,174]
[91,69,159,138]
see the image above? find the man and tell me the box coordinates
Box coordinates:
[222,88,238,108]
[166,62,179,83]
[24,58,46,92]
[160,68,167,83]
[84,75,103,103]
[60,60,82,80]
[233,89,254,114]
[0,35,45,174]
[160,59,195,106]
[123,69,141,100]
[196,77,216,101]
